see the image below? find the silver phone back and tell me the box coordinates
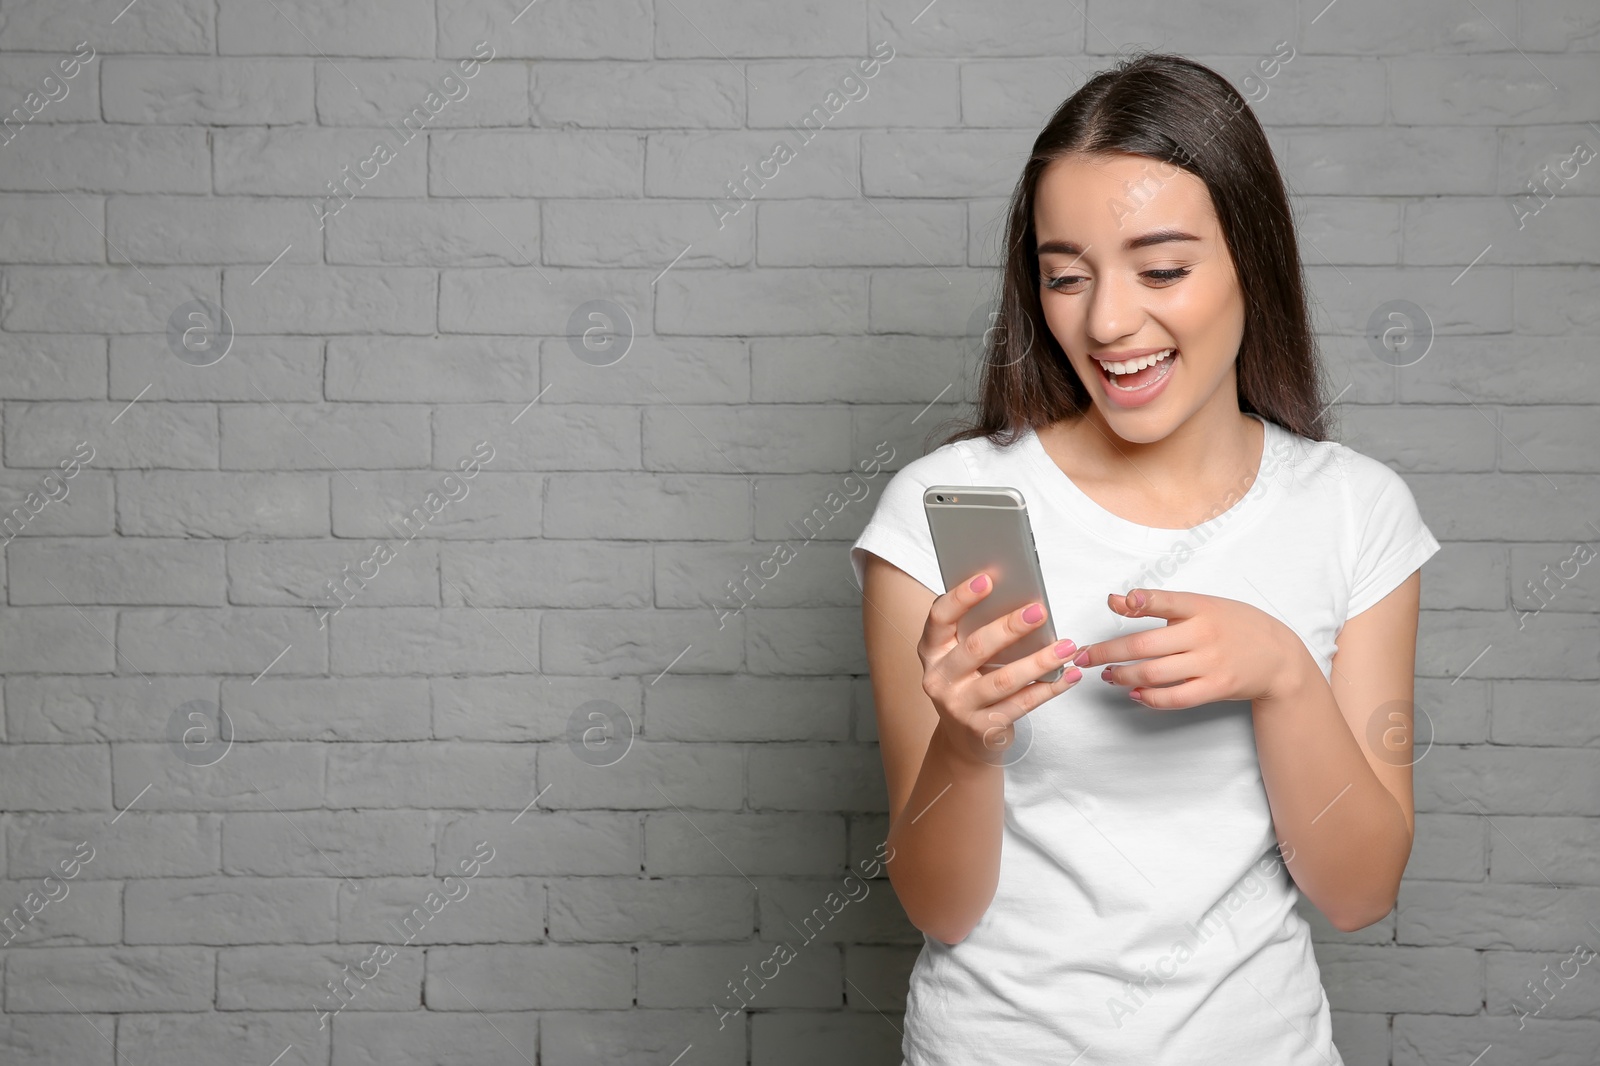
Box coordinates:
[922,485,1062,681]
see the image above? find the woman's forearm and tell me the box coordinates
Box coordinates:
[886,718,1009,945]
[1251,648,1414,931]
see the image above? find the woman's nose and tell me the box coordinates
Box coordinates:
[1085,274,1139,342]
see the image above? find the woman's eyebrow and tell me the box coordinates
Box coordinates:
[1037,229,1202,256]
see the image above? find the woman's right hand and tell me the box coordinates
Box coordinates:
[918,571,1083,766]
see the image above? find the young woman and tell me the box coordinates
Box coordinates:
[850,52,1439,1064]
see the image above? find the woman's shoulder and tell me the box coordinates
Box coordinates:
[878,428,1033,495]
[852,431,1036,593]
[1263,419,1383,492]
[1262,421,1425,528]
[1317,432,1416,496]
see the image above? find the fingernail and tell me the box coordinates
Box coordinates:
[1022,603,1043,624]
[1128,590,1144,609]
[969,574,989,593]
[1101,668,1115,683]
[1063,666,1082,682]
[1128,688,1144,702]
[1072,649,1090,667]
[1053,640,1076,659]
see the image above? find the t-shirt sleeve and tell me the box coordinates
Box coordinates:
[849,465,947,597]
[1346,463,1441,620]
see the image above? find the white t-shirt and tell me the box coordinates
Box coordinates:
[849,412,1441,1066]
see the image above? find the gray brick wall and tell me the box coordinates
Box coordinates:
[0,1,1595,1063]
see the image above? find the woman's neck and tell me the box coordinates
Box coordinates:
[1035,405,1265,529]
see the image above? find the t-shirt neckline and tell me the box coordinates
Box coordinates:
[1018,411,1283,555]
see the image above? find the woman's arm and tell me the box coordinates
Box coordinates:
[860,554,1079,944]
[1250,569,1422,931]
[1069,575,1424,933]
[862,554,1007,945]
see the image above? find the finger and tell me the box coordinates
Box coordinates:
[1108,587,1203,622]
[962,667,1083,763]
[1072,618,1192,670]
[1101,650,1208,689]
[977,654,1086,729]
[970,634,1081,710]
[944,597,1055,683]
[924,570,997,649]
[1024,663,1086,708]
[1127,675,1226,711]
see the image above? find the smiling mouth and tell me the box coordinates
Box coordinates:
[1094,348,1177,391]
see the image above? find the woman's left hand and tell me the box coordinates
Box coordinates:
[1070,587,1314,710]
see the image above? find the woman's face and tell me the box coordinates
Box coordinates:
[1033,151,1247,440]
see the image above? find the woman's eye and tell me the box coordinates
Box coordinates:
[1043,266,1192,292]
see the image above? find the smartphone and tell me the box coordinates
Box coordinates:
[923,485,1063,682]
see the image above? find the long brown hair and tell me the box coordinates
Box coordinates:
[934,51,1330,451]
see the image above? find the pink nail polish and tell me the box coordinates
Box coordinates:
[1072,649,1090,667]
[1054,640,1076,659]
[1022,603,1043,624]
[969,574,989,593]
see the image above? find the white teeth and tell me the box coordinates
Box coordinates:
[1098,348,1176,376]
